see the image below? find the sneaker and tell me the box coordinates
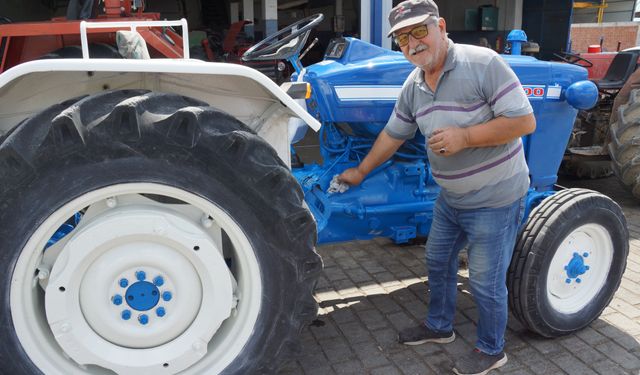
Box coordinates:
[397,324,455,345]
[453,349,508,375]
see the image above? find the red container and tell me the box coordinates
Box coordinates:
[587,45,602,53]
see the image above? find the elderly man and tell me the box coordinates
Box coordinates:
[338,0,536,374]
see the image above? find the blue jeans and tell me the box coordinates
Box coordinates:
[424,195,525,355]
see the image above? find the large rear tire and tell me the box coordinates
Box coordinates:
[0,90,321,374]
[508,188,628,337]
[609,88,640,198]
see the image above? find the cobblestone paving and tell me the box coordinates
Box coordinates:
[279,175,640,375]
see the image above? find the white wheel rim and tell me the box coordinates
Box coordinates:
[10,183,262,375]
[546,223,613,314]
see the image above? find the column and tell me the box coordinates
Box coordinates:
[243,0,254,38]
[263,0,278,37]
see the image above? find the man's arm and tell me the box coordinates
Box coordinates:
[338,130,406,185]
[427,113,536,155]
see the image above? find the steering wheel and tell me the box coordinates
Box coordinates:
[553,52,594,68]
[242,13,324,61]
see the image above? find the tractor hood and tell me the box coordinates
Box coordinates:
[301,37,595,126]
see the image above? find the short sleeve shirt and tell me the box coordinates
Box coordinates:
[384,39,533,209]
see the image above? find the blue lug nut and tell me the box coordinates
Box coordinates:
[156,307,166,317]
[565,278,571,284]
[153,276,165,287]
[162,291,172,301]
[583,252,589,258]
[112,294,123,306]
[135,270,146,281]
[121,310,131,320]
[138,314,149,325]
[119,278,129,288]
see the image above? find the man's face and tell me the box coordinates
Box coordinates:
[395,19,446,72]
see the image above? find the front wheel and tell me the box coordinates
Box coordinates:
[0,90,321,374]
[508,188,628,337]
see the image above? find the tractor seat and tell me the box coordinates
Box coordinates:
[596,51,639,90]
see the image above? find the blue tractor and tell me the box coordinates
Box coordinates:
[0,12,630,374]
[245,14,630,339]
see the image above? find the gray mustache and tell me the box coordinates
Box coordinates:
[409,44,428,56]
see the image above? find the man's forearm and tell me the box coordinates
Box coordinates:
[466,113,536,148]
[358,130,406,175]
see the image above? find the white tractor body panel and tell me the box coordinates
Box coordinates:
[0,59,320,166]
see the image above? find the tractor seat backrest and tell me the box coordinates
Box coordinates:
[597,51,639,90]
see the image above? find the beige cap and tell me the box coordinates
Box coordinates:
[387,0,439,37]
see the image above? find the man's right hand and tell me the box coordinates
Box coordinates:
[338,167,366,186]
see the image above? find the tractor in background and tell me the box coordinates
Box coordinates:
[0,0,290,82]
[0,7,630,375]
[0,0,185,71]
[556,48,640,200]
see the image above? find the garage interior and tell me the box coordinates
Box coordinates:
[0,1,636,65]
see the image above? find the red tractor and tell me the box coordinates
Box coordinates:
[556,48,640,199]
[0,0,186,72]
[0,0,290,82]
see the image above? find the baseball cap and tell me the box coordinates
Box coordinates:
[387,0,439,37]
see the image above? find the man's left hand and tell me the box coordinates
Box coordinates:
[428,127,469,156]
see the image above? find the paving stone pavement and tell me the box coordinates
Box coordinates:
[279,175,640,375]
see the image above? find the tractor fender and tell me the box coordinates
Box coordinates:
[0,59,321,166]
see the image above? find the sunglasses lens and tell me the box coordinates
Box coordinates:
[396,34,409,47]
[394,24,429,47]
[411,25,428,39]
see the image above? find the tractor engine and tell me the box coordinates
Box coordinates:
[294,36,598,244]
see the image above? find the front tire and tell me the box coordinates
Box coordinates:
[508,188,628,337]
[0,90,321,374]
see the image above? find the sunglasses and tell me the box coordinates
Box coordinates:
[393,24,429,47]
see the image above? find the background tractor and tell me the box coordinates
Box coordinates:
[0,5,631,375]
[556,48,640,201]
[0,0,289,81]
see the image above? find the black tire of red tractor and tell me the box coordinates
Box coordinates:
[609,88,640,199]
[507,188,628,338]
[0,90,321,374]
[39,43,122,59]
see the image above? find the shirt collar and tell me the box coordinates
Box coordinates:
[412,38,457,84]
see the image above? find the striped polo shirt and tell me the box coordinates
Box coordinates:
[385,39,533,209]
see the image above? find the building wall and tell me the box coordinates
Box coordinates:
[573,0,635,23]
[570,22,640,52]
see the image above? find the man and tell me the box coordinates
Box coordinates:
[338,0,536,374]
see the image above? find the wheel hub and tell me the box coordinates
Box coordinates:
[564,252,590,283]
[44,205,234,373]
[114,270,173,326]
[124,280,160,311]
